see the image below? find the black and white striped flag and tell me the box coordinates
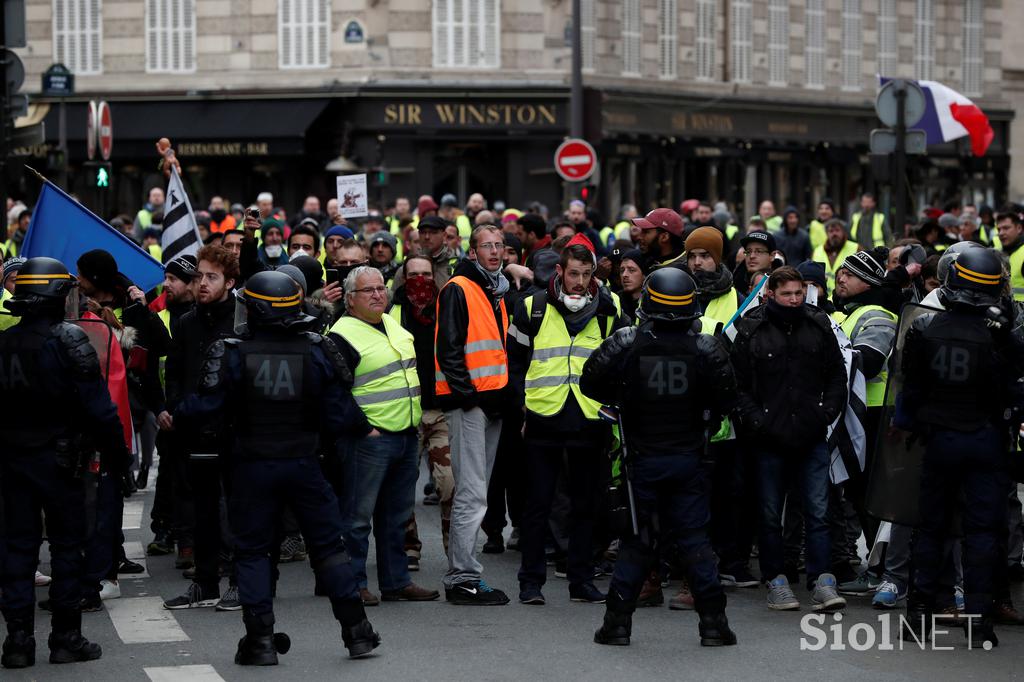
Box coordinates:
[160,166,201,264]
[827,320,868,485]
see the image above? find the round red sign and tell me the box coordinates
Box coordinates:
[554,138,597,182]
[97,101,113,161]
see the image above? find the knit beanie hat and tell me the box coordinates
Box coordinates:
[684,226,724,266]
[840,247,888,287]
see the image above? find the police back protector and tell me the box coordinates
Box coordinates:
[236,335,320,458]
[621,325,704,455]
[0,322,76,448]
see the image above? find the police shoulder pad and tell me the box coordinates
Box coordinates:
[53,322,101,380]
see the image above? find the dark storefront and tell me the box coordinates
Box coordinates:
[596,89,1012,222]
[11,86,1013,226]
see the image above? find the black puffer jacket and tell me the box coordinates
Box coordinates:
[730,301,847,451]
[164,296,236,413]
[435,259,511,415]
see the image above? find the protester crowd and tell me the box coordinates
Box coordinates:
[2,183,1024,667]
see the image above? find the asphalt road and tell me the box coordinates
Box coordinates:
[10,459,1024,681]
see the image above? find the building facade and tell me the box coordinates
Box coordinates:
[11,0,1015,223]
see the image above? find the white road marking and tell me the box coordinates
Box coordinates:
[122,499,145,530]
[106,597,190,643]
[145,664,225,682]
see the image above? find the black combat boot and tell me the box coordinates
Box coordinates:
[594,590,633,646]
[964,616,999,649]
[48,609,101,664]
[903,595,932,645]
[332,597,381,658]
[235,610,290,666]
[698,611,738,647]
[1,611,36,669]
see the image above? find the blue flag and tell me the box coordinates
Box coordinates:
[21,181,165,292]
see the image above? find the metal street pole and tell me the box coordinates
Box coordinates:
[569,0,583,203]
[0,4,8,243]
[894,82,907,241]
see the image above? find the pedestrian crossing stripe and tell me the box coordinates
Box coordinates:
[145,664,226,681]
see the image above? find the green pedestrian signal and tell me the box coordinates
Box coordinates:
[96,167,109,187]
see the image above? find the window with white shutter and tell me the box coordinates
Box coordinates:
[804,0,824,88]
[841,0,861,90]
[433,0,501,69]
[877,0,897,78]
[581,0,595,72]
[695,0,715,81]
[146,0,196,73]
[962,0,983,96]
[767,0,788,87]
[52,0,103,75]
[622,0,641,76]
[730,0,751,83]
[914,0,933,80]
[279,0,330,69]
[658,0,678,79]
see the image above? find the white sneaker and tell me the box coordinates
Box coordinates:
[99,579,121,600]
[34,571,52,587]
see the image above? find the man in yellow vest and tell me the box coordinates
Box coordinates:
[0,255,24,330]
[750,200,782,232]
[831,248,899,596]
[850,192,891,249]
[812,219,859,295]
[436,224,512,605]
[328,266,439,606]
[3,208,30,258]
[507,234,624,606]
[997,210,1024,302]
[807,199,837,253]
[684,227,737,326]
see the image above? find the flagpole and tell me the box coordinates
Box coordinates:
[23,165,49,184]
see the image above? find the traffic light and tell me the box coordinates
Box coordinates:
[84,161,112,188]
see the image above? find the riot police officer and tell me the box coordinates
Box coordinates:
[580,268,739,647]
[899,248,1024,648]
[175,270,380,666]
[0,257,129,669]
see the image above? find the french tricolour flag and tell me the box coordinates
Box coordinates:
[879,77,994,157]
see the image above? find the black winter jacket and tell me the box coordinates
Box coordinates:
[730,302,847,451]
[164,296,236,413]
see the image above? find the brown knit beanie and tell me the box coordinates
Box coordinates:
[684,227,724,266]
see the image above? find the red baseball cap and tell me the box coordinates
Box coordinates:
[679,198,700,215]
[631,208,684,237]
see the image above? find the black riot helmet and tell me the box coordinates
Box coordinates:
[944,247,1005,309]
[638,267,701,323]
[237,270,309,330]
[5,257,77,317]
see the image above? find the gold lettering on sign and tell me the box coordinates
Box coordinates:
[767,122,809,135]
[689,114,734,133]
[381,103,558,127]
[178,142,270,156]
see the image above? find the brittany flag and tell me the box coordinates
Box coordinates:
[880,77,994,157]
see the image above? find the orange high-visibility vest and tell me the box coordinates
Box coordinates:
[434,275,509,395]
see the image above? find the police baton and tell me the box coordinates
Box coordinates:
[599,405,639,537]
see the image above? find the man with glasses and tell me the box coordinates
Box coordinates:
[329,266,439,606]
[736,231,777,299]
[436,225,513,605]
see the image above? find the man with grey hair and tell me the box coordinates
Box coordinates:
[436,225,512,605]
[328,266,439,606]
[256,192,274,219]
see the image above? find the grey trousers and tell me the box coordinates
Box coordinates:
[443,407,502,587]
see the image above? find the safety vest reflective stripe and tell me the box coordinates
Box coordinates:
[353,385,422,406]
[851,212,886,247]
[330,313,422,431]
[838,304,896,407]
[523,295,617,419]
[434,276,509,395]
[1009,246,1024,302]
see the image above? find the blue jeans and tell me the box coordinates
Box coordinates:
[757,442,830,589]
[339,431,419,592]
